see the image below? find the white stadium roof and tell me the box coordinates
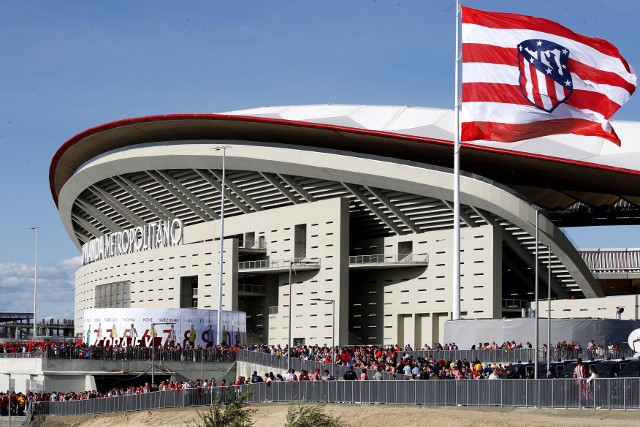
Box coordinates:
[223,104,640,173]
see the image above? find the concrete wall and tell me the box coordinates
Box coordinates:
[349,224,500,347]
[75,205,505,348]
[75,198,347,346]
[539,294,640,321]
[0,358,45,394]
[0,358,235,394]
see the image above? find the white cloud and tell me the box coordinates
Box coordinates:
[56,256,82,270]
[0,258,78,321]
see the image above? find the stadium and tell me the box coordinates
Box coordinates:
[50,104,640,348]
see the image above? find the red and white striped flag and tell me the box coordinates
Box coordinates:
[461,6,637,145]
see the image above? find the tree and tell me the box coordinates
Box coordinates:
[190,386,254,427]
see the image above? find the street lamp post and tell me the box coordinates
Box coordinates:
[547,244,552,372]
[29,226,40,340]
[287,259,295,371]
[213,146,231,347]
[311,298,335,379]
[150,322,175,385]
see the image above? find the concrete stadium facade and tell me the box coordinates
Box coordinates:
[50,105,640,347]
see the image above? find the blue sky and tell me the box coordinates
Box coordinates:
[1,0,639,319]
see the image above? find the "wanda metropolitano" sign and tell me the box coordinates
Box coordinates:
[81,219,184,266]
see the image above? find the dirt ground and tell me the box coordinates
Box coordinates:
[30,403,640,427]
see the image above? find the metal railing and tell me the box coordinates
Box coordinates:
[397,348,635,364]
[580,249,640,274]
[1,346,631,364]
[349,254,429,265]
[502,299,529,309]
[238,284,267,294]
[398,349,537,364]
[268,306,278,315]
[35,388,218,416]
[0,347,237,362]
[34,378,640,416]
[0,352,44,358]
[582,348,634,361]
[238,257,321,271]
[20,403,32,427]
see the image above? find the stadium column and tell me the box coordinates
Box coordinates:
[338,197,350,345]
[491,225,504,318]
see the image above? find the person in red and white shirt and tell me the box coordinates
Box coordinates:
[574,358,587,379]
[360,369,368,380]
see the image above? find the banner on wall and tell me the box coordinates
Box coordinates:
[83,308,246,347]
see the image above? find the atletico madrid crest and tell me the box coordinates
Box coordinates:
[517,39,573,112]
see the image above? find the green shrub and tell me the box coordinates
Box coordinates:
[285,400,342,427]
[190,386,254,427]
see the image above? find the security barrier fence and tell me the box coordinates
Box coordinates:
[33,378,640,416]
[397,348,634,364]
[237,349,408,380]
[21,403,32,427]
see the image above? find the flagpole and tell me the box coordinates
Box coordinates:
[534,210,539,378]
[452,0,461,321]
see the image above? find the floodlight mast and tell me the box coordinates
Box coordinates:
[29,226,40,341]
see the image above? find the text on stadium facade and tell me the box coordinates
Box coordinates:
[82,219,183,265]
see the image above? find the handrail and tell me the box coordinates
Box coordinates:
[349,254,429,265]
[238,257,321,271]
[238,284,267,294]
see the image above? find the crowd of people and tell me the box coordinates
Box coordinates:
[1,378,227,415]
[1,338,621,413]
[245,345,549,380]
[0,341,238,362]
[3,355,604,414]
[0,338,627,374]
[0,391,28,416]
[243,339,626,379]
[1,356,605,417]
[0,338,625,357]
